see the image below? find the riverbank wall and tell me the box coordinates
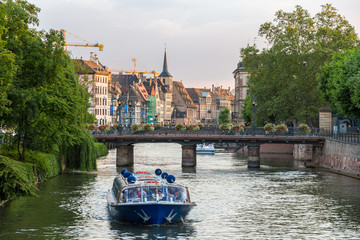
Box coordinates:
[317,139,359,178]
[294,139,360,178]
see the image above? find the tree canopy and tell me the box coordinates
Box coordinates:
[318,48,360,118]
[0,0,95,161]
[0,2,16,117]
[218,107,230,124]
[240,4,359,126]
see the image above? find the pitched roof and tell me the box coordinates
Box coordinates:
[73,59,110,75]
[135,83,149,101]
[174,81,196,108]
[112,74,139,86]
[185,88,201,103]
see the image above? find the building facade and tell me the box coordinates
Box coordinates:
[233,62,249,123]
[186,88,217,123]
[74,53,111,126]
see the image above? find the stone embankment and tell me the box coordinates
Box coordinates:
[294,139,360,179]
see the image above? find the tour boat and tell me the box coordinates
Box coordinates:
[107,169,196,225]
[196,143,215,154]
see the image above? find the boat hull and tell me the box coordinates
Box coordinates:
[196,144,215,154]
[108,201,196,225]
[196,149,215,154]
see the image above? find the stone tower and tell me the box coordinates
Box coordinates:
[159,48,173,92]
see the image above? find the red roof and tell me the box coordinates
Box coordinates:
[83,60,101,68]
[136,83,149,101]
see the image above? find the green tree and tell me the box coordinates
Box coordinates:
[0,3,16,118]
[218,107,230,124]
[318,48,360,118]
[241,4,358,126]
[1,0,94,161]
[241,96,252,125]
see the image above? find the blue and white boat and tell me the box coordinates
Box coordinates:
[196,143,215,154]
[107,169,196,225]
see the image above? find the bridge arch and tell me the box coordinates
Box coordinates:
[115,142,197,167]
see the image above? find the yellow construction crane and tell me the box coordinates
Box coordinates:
[61,29,104,51]
[106,58,159,77]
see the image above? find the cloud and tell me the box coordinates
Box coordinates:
[30,0,360,89]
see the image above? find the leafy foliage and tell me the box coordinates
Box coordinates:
[0,155,38,201]
[218,107,231,124]
[241,96,253,125]
[94,143,108,158]
[0,4,16,118]
[0,0,95,161]
[298,123,311,133]
[241,4,359,126]
[61,130,97,171]
[1,148,61,182]
[219,123,233,132]
[318,48,360,118]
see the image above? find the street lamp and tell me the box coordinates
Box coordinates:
[128,99,132,127]
[117,98,121,124]
[173,108,177,125]
[251,96,257,132]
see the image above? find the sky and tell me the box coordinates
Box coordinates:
[29,0,360,90]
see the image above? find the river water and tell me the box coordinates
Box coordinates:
[1,143,360,240]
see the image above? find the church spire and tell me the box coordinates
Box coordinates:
[159,48,172,77]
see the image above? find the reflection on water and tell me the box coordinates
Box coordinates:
[0,143,360,239]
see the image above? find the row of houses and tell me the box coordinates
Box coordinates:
[74,51,234,126]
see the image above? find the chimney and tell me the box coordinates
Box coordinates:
[90,52,95,61]
[212,84,214,92]
[95,54,99,65]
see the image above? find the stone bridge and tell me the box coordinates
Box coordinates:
[94,128,325,168]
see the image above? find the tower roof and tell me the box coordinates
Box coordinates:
[159,49,172,77]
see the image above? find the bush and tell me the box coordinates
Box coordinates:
[0,149,61,182]
[98,124,110,132]
[61,130,97,171]
[143,123,153,131]
[276,123,288,133]
[0,155,38,201]
[233,123,245,132]
[264,123,276,132]
[220,123,233,132]
[26,151,61,182]
[186,124,200,131]
[298,123,311,133]
[175,124,183,130]
[95,143,108,158]
[131,124,144,132]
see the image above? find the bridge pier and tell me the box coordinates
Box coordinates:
[248,144,260,168]
[182,145,197,167]
[116,145,134,167]
[311,144,323,165]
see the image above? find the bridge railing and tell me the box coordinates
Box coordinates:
[92,127,323,137]
[319,130,360,144]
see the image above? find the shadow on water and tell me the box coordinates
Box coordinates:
[182,167,196,174]
[109,220,196,239]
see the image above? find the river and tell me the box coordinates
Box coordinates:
[1,143,360,239]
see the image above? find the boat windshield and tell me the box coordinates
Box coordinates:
[121,185,188,203]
